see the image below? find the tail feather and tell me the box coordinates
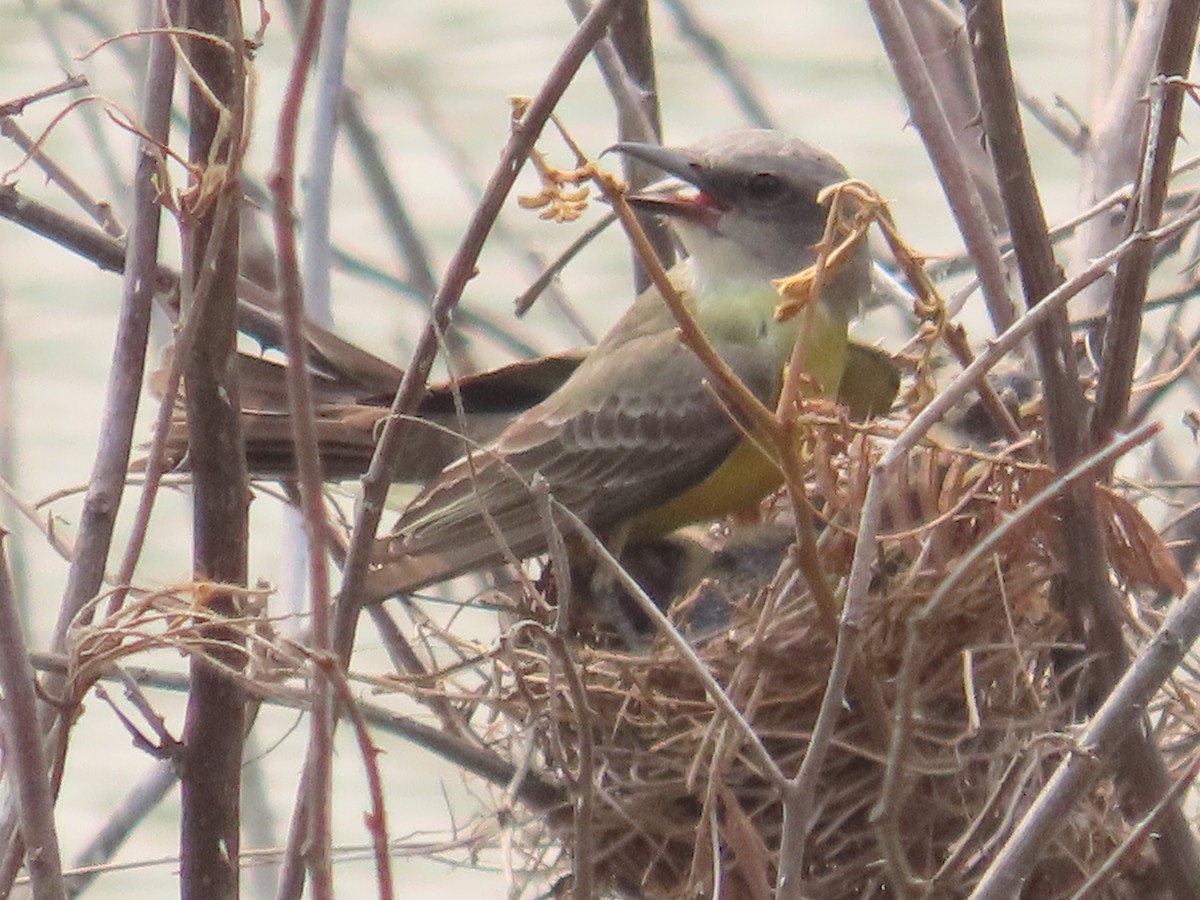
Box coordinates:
[363,545,521,601]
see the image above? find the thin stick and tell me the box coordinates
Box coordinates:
[875,423,1158,893]
[1091,57,1200,443]
[963,4,1200,896]
[174,1,251,896]
[268,0,336,891]
[1067,752,1200,900]
[552,502,788,788]
[1069,0,1171,320]
[278,6,631,897]
[320,655,395,900]
[868,0,1017,335]
[969,572,1200,899]
[331,0,632,655]
[0,534,66,900]
[838,207,1198,895]
[26,649,564,812]
[0,116,121,236]
[658,0,775,127]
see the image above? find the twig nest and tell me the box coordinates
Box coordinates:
[495,425,1184,898]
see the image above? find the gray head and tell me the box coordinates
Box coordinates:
[615,129,870,316]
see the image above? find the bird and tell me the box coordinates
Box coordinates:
[357,128,877,601]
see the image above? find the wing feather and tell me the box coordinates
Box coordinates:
[383,324,778,588]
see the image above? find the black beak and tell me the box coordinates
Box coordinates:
[608,141,707,190]
[609,141,717,221]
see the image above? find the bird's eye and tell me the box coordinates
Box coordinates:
[746,171,784,200]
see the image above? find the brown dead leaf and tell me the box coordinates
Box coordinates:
[1096,485,1186,596]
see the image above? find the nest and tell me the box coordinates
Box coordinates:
[450,418,1194,899]
[72,413,1194,898]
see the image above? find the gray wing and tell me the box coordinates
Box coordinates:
[379,329,778,588]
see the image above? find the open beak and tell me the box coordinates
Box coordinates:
[610,141,720,224]
[610,142,702,184]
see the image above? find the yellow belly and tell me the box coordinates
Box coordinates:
[626,309,849,541]
[625,437,785,540]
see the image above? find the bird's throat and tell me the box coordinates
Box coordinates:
[624,272,850,542]
[693,278,848,401]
